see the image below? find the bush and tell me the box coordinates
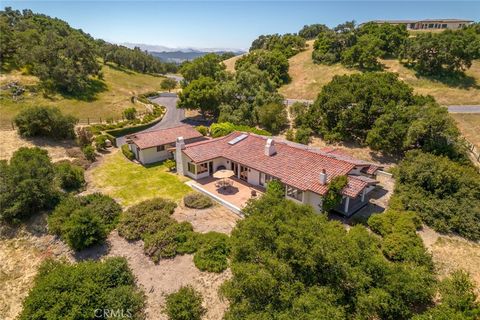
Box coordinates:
[183,193,213,209]
[368,210,422,237]
[294,127,312,145]
[82,145,96,161]
[196,125,209,136]
[19,258,145,320]
[0,147,57,221]
[94,134,108,151]
[48,193,121,250]
[123,107,137,120]
[117,198,177,241]
[164,159,176,171]
[62,208,107,250]
[55,161,85,191]
[210,122,271,138]
[122,144,135,160]
[164,286,205,320]
[14,106,77,139]
[143,222,197,262]
[285,129,295,141]
[381,231,432,266]
[193,232,229,272]
[76,127,93,147]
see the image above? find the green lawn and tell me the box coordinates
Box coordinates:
[89,151,192,206]
[0,63,165,123]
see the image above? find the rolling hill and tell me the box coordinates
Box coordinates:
[0,63,165,125]
[278,40,480,105]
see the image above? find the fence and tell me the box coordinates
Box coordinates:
[0,111,152,131]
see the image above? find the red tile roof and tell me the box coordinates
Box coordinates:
[183,132,376,197]
[127,125,203,150]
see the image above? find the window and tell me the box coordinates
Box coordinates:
[197,162,208,174]
[157,145,165,152]
[187,162,196,174]
[442,24,447,28]
[286,185,303,202]
[259,173,276,186]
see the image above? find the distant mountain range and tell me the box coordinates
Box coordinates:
[120,42,245,63]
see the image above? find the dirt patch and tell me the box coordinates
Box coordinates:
[173,203,240,235]
[419,226,480,296]
[107,231,230,320]
[0,215,73,320]
[0,130,80,161]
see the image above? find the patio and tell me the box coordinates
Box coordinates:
[187,176,264,213]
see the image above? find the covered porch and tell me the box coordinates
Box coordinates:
[186,176,264,215]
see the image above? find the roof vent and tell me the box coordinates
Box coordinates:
[228,134,248,145]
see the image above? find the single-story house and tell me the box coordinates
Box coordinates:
[361,19,473,30]
[126,125,206,164]
[174,131,382,215]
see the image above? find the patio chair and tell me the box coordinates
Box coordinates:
[251,189,257,197]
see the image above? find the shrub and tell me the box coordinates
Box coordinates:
[285,129,295,141]
[117,198,177,241]
[196,125,209,136]
[55,161,85,191]
[19,258,145,320]
[210,122,271,138]
[82,145,96,161]
[193,232,229,272]
[256,102,288,134]
[322,175,348,212]
[164,159,176,171]
[122,144,135,160]
[164,286,205,320]
[14,106,77,139]
[183,193,213,209]
[94,134,108,151]
[381,231,432,266]
[143,222,197,262]
[48,193,121,250]
[294,127,313,145]
[76,126,93,147]
[123,107,137,120]
[62,208,107,250]
[368,210,422,237]
[0,147,57,221]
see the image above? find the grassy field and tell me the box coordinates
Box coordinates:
[0,63,166,123]
[279,40,480,105]
[88,151,192,206]
[450,113,480,148]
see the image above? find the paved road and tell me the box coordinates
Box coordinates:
[284,98,480,113]
[447,105,480,113]
[116,93,184,146]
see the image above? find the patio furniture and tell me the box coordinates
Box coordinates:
[251,189,257,197]
[213,169,235,191]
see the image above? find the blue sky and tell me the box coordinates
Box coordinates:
[3,1,479,50]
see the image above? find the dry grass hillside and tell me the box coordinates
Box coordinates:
[279,40,480,105]
[0,63,165,123]
[223,54,244,73]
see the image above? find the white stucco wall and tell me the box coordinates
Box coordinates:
[247,168,260,186]
[304,191,323,213]
[138,146,171,164]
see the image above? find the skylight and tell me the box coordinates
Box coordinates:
[228,134,248,145]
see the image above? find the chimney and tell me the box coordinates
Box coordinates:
[319,169,327,185]
[175,137,185,175]
[264,138,276,156]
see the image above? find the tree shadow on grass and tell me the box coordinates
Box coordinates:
[59,78,108,102]
[419,70,479,89]
[104,62,135,75]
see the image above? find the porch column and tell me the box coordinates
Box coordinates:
[344,197,350,213]
[361,189,366,202]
